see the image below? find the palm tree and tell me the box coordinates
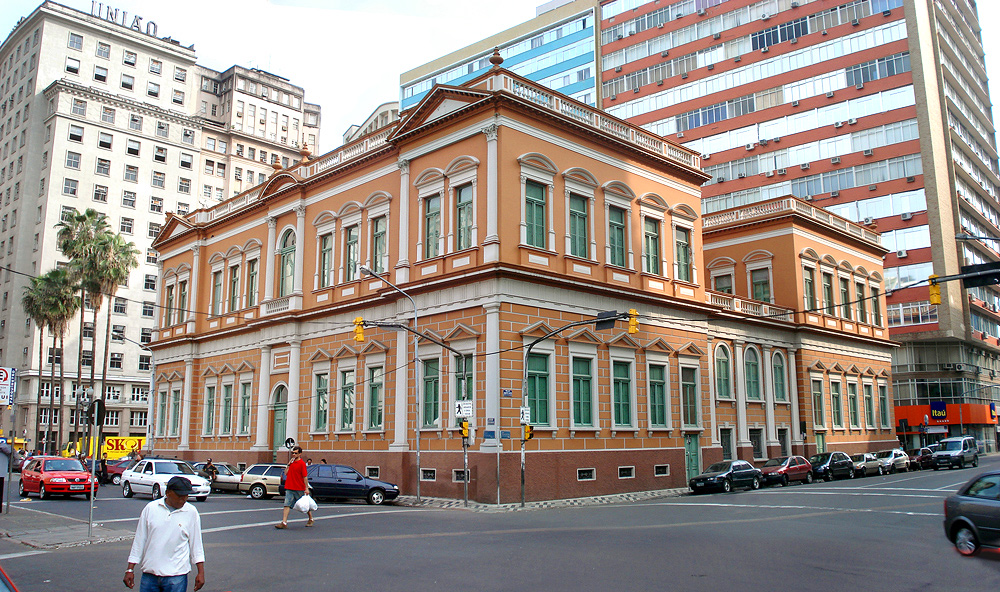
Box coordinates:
[92,233,139,434]
[41,268,81,453]
[57,209,110,442]
[22,274,56,454]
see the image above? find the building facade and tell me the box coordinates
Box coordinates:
[150,67,894,502]
[402,0,1000,451]
[0,1,321,453]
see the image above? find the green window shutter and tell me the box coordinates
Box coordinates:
[572,357,592,426]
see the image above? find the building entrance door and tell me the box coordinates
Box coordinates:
[271,385,287,462]
[684,434,700,481]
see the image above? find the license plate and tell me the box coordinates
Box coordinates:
[70,484,85,490]
[694,482,703,486]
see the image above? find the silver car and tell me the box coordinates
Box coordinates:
[851,453,884,477]
[875,449,909,473]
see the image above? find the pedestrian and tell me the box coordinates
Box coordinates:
[203,458,218,485]
[99,453,109,484]
[0,440,11,506]
[320,458,327,464]
[124,476,205,591]
[275,446,313,529]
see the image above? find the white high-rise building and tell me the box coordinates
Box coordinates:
[0,1,322,453]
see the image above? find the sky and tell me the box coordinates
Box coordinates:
[2,0,1000,154]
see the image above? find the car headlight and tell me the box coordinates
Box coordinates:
[50,477,67,483]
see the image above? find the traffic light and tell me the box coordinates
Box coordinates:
[523,424,534,440]
[628,308,638,334]
[353,317,365,342]
[460,419,469,438]
[928,275,941,305]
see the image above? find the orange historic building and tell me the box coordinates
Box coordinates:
[150,65,896,502]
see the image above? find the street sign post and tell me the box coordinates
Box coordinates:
[455,400,473,418]
[519,406,530,425]
[0,367,15,405]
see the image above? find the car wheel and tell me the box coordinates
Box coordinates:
[781,475,789,487]
[196,496,207,502]
[805,472,813,484]
[152,484,162,499]
[954,526,980,556]
[751,476,761,491]
[878,465,885,476]
[973,455,979,468]
[722,479,732,493]
[123,481,134,498]
[39,483,48,500]
[848,468,855,479]
[249,484,266,500]
[18,480,26,497]
[959,458,965,470]
[933,466,939,471]
[889,464,896,474]
[112,474,122,486]
[367,489,386,505]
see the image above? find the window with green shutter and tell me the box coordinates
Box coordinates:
[319,233,333,287]
[340,370,355,431]
[455,355,472,426]
[772,353,786,401]
[803,267,816,310]
[649,364,666,426]
[422,360,439,427]
[675,226,691,281]
[204,385,215,434]
[572,357,592,426]
[525,181,546,248]
[608,206,626,267]
[278,230,295,297]
[368,367,383,429]
[456,185,473,250]
[526,354,549,425]
[751,268,770,302]
[314,374,328,431]
[681,367,698,427]
[849,383,860,427]
[831,381,843,427]
[613,361,631,426]
[643,218,660,274]
[569,194,588,258]
[812,379,824,427]
[715,346,731,399]
[425,195,441,258]
[745,348,761,400]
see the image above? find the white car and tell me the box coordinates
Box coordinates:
[121,459,211,501]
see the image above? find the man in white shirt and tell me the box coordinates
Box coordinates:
[124,476,206,592]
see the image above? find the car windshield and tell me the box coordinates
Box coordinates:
[763,457,788,467]
[850,454,866,461]
[875,451,893,458]
[809,453,831,464]
[906,449,920,456]
[705,462,732,473]
[942,440,963,451]
[44,459,85,472]
[155,461,196,475]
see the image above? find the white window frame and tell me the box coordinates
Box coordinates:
[563,177,597,261]
[567,341,598,431]
[608,346,637,429]
[447,167,478,254]
[414,174,444,262]
[646,350,672,431]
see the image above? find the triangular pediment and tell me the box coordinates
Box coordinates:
[220,363,236,375]
[808,360,827,371]
[520,321,555,339]
[333,345,358,359]
[201,365,220,377]
[236,361,255,373]
[644,337,674,353]
[878,369,890,377]
[308,348,333,362]
[862,366,876,376]
[419,329,444,346]
[445,323,481,341]
[846,364,861,374]
[829,363,845,373]
[675,341,706,357]
[361,340,389,355]
[153,214,196,249]
[565,328,602,344]
[390,86,492,141]
[607,333,642,349]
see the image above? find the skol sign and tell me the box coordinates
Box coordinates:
[930,400,948,421]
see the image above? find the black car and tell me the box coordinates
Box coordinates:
[280,463,400,505]
[809,451,854,481]
[944,470,1000,556]
[689,460,762,494]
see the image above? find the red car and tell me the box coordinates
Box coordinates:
[761,455,814,486]
[18,456,99,499]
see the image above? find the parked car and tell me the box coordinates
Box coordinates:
[689,460,763,493]
[239,463,286,500]
[907,447,935,471]
[809,452,854,481]
[105,458,134,485]
[933,436,979,470]
[279,464,400,505]
[18,456,99,499]
[851,453,884,477]
[193,462,242,492]
[943,470,1000,556]
[876,449,910,473]
[761,456,813,486]
[121,459,210,501]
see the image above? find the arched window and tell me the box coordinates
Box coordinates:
[278,230,295,297]
[772,352,787,402]
[715,345,731,399]
[745,348,761,400]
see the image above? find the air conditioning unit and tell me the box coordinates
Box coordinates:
[610,95,617,100]
[856,83,864,90]
[701,153,711,160]
[716,176,726,183]
[761,47,769,54]
[615,66,622,73]
[657,80,664,86]
[804,195,813,201]
[773,137,780,143]
[681,72,689,79]
[628,30,636,36]
[677,132,684,138]
[791,1,800,7]
[661,51,670,57]
[864,149,874,156]
[896,249,908,258]
[901,212,913,221]
[746,143,755,151]
[852,18,860,26]
[259,119,265,124]
[658,23,664,29]
[792,100,800,107]
[883,10,892,17]
[765,171,774,177]
[738,173,746,178]
[863,217,874,225]
[907,176,916,183]
[633,87,640,93]
[281,126,287,131]
[713,32,722,40]
[761,14,770,21]
[791,37,798,44]
[826,91,835,98]
[848,118,858,125]
[800,163,810,170]
[698,9,706,15]
[707,64,715,70]
[869,185,878,191]
[834,121,844,128]
[759,139,768,146]
[822,29,828,35]
[943,363,954,370]
[831,157,841,164]
[734,56,741,63]
[778,168,787,175]
[955,363,966,372]
[676,12,683,19]
[991,369,996,378]
[236,112,243,117]
[617,34,623,40]
[831,191,840,197]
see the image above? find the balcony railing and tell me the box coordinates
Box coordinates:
[708,291,794,322]
[703,197,882,245]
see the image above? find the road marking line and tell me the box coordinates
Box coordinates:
[645,501,939,517]
[201,508,439,534]
[4,504,89,523]
[0,550,48,560]
[936,482,969,491]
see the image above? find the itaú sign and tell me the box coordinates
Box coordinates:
[90,2,158,37]
[930,400,948,421]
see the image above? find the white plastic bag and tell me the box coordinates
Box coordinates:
[293,494,317,513]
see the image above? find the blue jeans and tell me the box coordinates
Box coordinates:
[139,573,187,592]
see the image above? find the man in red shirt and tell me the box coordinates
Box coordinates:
[276,446,313,529]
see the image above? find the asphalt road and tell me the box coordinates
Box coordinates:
[3,457,1000,592]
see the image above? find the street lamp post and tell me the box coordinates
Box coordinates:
[112,330,156,455]
[360,265,422,503]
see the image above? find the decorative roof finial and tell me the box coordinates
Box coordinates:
[489,46,503,67]
[299,142,311,164]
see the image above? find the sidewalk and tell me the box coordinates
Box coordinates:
[394,487,690,512]
[0,504,134,549]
